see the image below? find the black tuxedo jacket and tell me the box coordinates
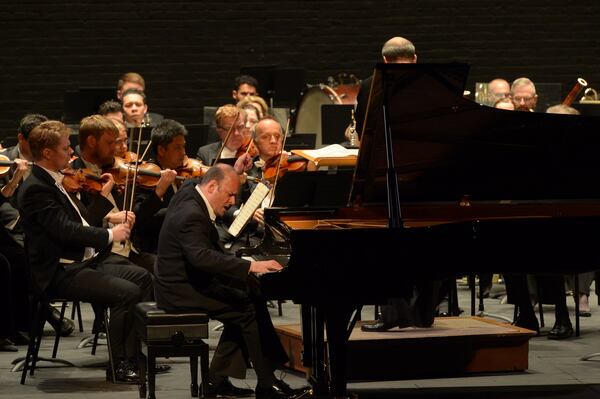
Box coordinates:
[17,165,113,292]
[195,141,221,166]
[154,182,251,311]
[131,158,182,253]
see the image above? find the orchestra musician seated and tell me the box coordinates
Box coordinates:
[196,104,247,166]
[98,100,124,123]
[71,115,153,271]
[232,74,259,102]
[116,72,163,127]
[0,114,79,339]
[511,77,538,112]
[17,120,153,382]
[487,78,511,106]
[154,163,306,399]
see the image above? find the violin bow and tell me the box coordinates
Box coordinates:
[268,118,290,207]
[213,109,240,166]
[245,138,255,155]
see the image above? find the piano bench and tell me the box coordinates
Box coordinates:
[134,302,209,399]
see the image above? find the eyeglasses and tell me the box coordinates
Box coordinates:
[217,124,245,134]
[513,95,535,102]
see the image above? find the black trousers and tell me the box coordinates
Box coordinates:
[197,281,288,387]
[52,255,152,361]
[0,243,31,338]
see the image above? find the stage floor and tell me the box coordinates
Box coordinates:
[2,281,600,398]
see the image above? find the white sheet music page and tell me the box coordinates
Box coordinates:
[228,182,271,237]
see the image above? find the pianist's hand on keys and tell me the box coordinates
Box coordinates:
[249,260,283,275]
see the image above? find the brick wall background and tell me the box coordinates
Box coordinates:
[1,1,599,136]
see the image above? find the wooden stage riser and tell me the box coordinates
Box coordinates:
[275,317,533,381]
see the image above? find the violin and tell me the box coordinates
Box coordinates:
[177,156,209,179]
[120,151,138,164]
[106,160,187,189]
[236,137,258,158]
[61,168,106,193]
[262,152,308,183]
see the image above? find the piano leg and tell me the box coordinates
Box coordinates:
[303,305,329,396]
[324,305,357,397]
[301,304,361,398]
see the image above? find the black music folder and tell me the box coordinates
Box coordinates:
[272,170,353,208]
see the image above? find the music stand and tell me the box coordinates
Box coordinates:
[128,127,154,157]
[239,65,306,107]
[284,134,316,151]
[272,170,353,208]
[185,124,210,157]
[63,87,115,124]
[273,68,306,107]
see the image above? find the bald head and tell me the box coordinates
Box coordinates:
[381,37,417,64]
[487,78,510,106]
[253,117,283,160]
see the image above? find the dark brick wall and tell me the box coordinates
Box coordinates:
[2,1,600,136]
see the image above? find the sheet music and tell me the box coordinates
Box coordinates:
[300,144,358,159]
[228,182,271,237]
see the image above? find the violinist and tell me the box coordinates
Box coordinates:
[71,116,138,259]
[17,120,152,383]
[245,117,285,226]
[196,104,246,165]
[132,119,185,256]
[99,100,124,123]
[0,113,61,349]
[106,117,136,162]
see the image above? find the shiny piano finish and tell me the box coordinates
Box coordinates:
[240,63,600,397]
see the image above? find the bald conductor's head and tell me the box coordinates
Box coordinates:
[381,37,417,64]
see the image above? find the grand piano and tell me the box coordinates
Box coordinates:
[241,63,600,397]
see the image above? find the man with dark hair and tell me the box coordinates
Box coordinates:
[131,119,181,259]
[98,100,124,123]
[155,163,302,399]
[18,120,153,382]
[232,75,259,102]
[121,88,149,128]
[4,114,49,162]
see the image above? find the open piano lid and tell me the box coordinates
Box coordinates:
[350,62,600,208]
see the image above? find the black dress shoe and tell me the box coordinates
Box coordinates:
[360,320,397,332]
[107,360,139,384]
[47,307,75,337]
[512,315,540,334]
[255,385,291,399]
[204,378,254,397]
[273,379,311,396]
[548,322,574,340]
[0,338,18,352]
[154,363,171,374]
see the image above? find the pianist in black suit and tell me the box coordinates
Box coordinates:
[17,121,153,383]
[155,163,301,399]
